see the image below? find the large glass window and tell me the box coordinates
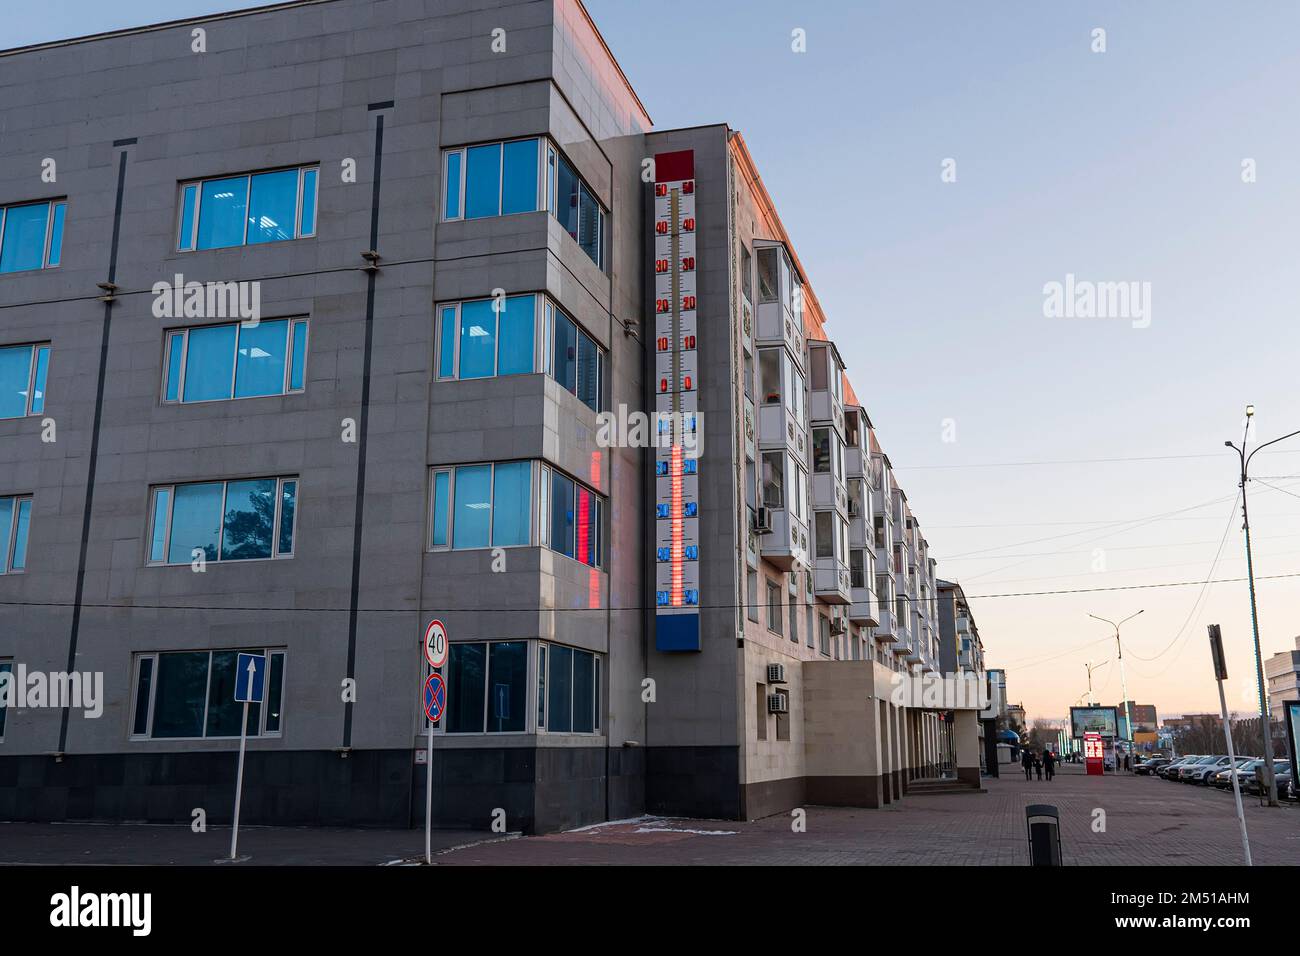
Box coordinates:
[178,166,318,251]
[162,318,307,403]
[131,649,286,739]
[429,461,533,551]
[0,200,66,274]
[539,643,599,734]
[0,495,32,574]
[436,295,602,411]
[756,247,778,303]
[443,138,542,222]
[148,477,297,565]
[0,343,49,418]
[546,145,606,271]
[163,318,307,403]
[541,464,604,568]
[443,640,527,734]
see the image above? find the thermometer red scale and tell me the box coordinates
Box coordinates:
[652,150,701,652]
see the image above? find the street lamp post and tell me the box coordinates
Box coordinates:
[1084,659,1108,705]
[1089,611,1143,765]
[1225,405,1300,807]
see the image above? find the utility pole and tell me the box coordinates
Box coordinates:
[1225,405,1300,807]
[1089,611,1143,765]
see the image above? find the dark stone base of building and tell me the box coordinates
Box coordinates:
[0,750,413,827]
[644,745,741,819]
[0,746,646,835]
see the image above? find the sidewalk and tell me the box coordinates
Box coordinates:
[0,764,1290,865]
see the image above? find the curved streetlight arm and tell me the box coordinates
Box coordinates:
[1245,428,1300,470]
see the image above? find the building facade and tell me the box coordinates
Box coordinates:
[1265,638,1300,724]
[0,0,973,833]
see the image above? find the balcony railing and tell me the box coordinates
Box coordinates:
[757,507,809,571]
[813,556,852,604]
[848,584,879,626]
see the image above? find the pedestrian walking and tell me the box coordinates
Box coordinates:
[1043,749,1056,781]
[1021,748,1034,781]
[1034,752,1043,780]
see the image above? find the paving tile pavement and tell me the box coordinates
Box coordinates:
[434,764,1300,866]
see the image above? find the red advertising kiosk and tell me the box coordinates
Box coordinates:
[1084,732,1105,775]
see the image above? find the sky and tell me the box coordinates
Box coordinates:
[10,1,1300,724]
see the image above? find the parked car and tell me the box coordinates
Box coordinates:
[1179,755,1232,783]
[1160,756,1200,779]
[1211,758,1259,789]
[1136,758,1171,776]
[1245,761,1291,796]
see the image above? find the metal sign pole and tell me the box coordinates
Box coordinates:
[230,698,249,861]
[1209,624,1252,866]
[425,716,434,864]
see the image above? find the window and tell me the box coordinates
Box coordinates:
[810,345,828,392]
[766,579,782,635]
[539,643,600,733]
[761,451,784,508]
[546,144,606,270]
[442,138,542,222]
[148,477,297,565]
[0,200,66,274]
[812,427,831,474]
[442,640,528,734]
[130,649,286,739]
[756,683,768,741]
[429,461,532,550]
[789,597,799,644]
[162,318,307,403]
[756,247,778,303]
[819,615,830,656]
[540,464,605,568]
[177,166,318,251]
[0,495,32,574]
[740,245,752,303]
[436,296,604,412]
[0,343,49,418]
[747,570,759,623]
[0,660,10,739]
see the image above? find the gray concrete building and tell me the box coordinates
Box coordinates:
[0,0,976,833]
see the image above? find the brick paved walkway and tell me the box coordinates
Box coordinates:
[434,764,1299,866]
[0,764,1292,864]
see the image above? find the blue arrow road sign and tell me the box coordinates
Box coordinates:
[424,673,446,722]
[235,653,266,703]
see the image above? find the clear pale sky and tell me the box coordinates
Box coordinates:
[11,1,1300,724]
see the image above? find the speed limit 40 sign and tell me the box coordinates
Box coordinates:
[424,619,449,669]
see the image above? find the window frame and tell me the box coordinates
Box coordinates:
[0,342,50,418]
[129,648,287,741]
[538,463,606,569]
[161,317,308,405]
[0,199,67,274]
[428,460,536,553]
[176,165,320,252]
[537,641,602,736]
[435,294,605,411]
[441,137,546,223]
[146,476,299,566]
[545,142,607,271]
[429,639,537,736]
[0,494,33,575]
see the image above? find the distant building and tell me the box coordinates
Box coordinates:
[1265,638,1300,723]
[1115,701,1159,749]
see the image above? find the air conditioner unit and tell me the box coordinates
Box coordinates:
[829,617,847,636]
[767,691,789,714]
[753,507,773,534]
[766,662,787,684]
